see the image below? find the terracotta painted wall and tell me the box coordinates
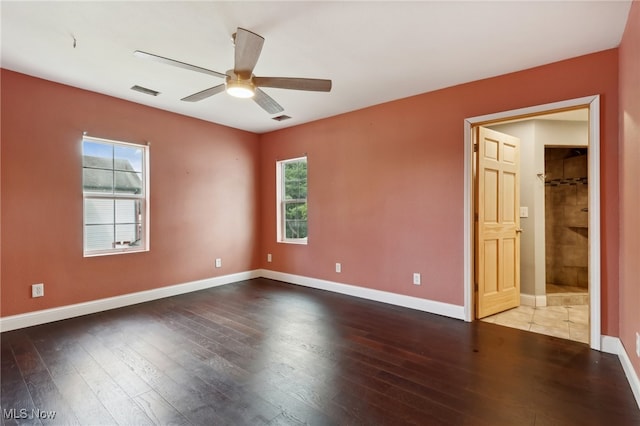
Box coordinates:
[259,49,620,335]
[1,70,261,317]
[619,0,640,378]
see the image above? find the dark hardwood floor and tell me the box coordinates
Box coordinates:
[2,278,639,425]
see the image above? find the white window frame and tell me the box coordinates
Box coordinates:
[82,135,150,257]
[276,156,308,244]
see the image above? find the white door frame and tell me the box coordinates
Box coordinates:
[463,95,602,350]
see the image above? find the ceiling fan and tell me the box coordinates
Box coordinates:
[134,27,332,114]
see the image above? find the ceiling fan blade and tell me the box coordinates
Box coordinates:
[134,50,227,79]
[234,28,264,78]
[181,84,226,102]
[254,77,332,92]
[253,88,284,114]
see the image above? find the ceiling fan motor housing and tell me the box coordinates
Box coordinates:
[225,70,256,98]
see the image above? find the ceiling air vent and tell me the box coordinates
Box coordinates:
[272,115,291,122]
[131,85,160,96]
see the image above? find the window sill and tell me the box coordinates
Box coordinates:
[278,239,308,245]
[84,247,149,257]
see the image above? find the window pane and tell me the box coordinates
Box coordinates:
[285,180,306,200]
[115,171,143,194]
[285,219,308,239]
[115,224,137,245]
[83,168,114,192]
[284,201,308,239]
[84,224,114,251]
[284,160,307,200]
[285,201,307,219]
[84,199,114,224]
[115,145,143,173]
[115,199,139,223]
[83,141,113,167]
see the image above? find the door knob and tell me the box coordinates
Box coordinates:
[516,228,523,233]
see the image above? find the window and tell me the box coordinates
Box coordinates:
[82,136,149,256]
[277,157,308,243]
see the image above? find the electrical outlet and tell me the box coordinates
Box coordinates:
[215,258,222,268]
[413,273,421,285]
[267,253,272,263]
[32,283,44,298]
[636,332,639,358]
[335,263,341,273]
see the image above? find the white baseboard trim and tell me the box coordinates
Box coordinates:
[520,293,547,307]
[260,269,465,320]
[0,270,261,332]
[601,335,621,354]
[520,294,535,307]
[601,335,640,409]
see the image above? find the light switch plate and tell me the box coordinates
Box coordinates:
[520,206,529,218]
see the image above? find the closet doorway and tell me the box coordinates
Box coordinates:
[463,95,602,350]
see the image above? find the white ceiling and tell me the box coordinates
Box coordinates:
[1,1,631,134]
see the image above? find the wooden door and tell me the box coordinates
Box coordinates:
[475,127,521,319]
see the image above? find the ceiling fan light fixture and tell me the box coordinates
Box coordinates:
[226,79,255,98]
